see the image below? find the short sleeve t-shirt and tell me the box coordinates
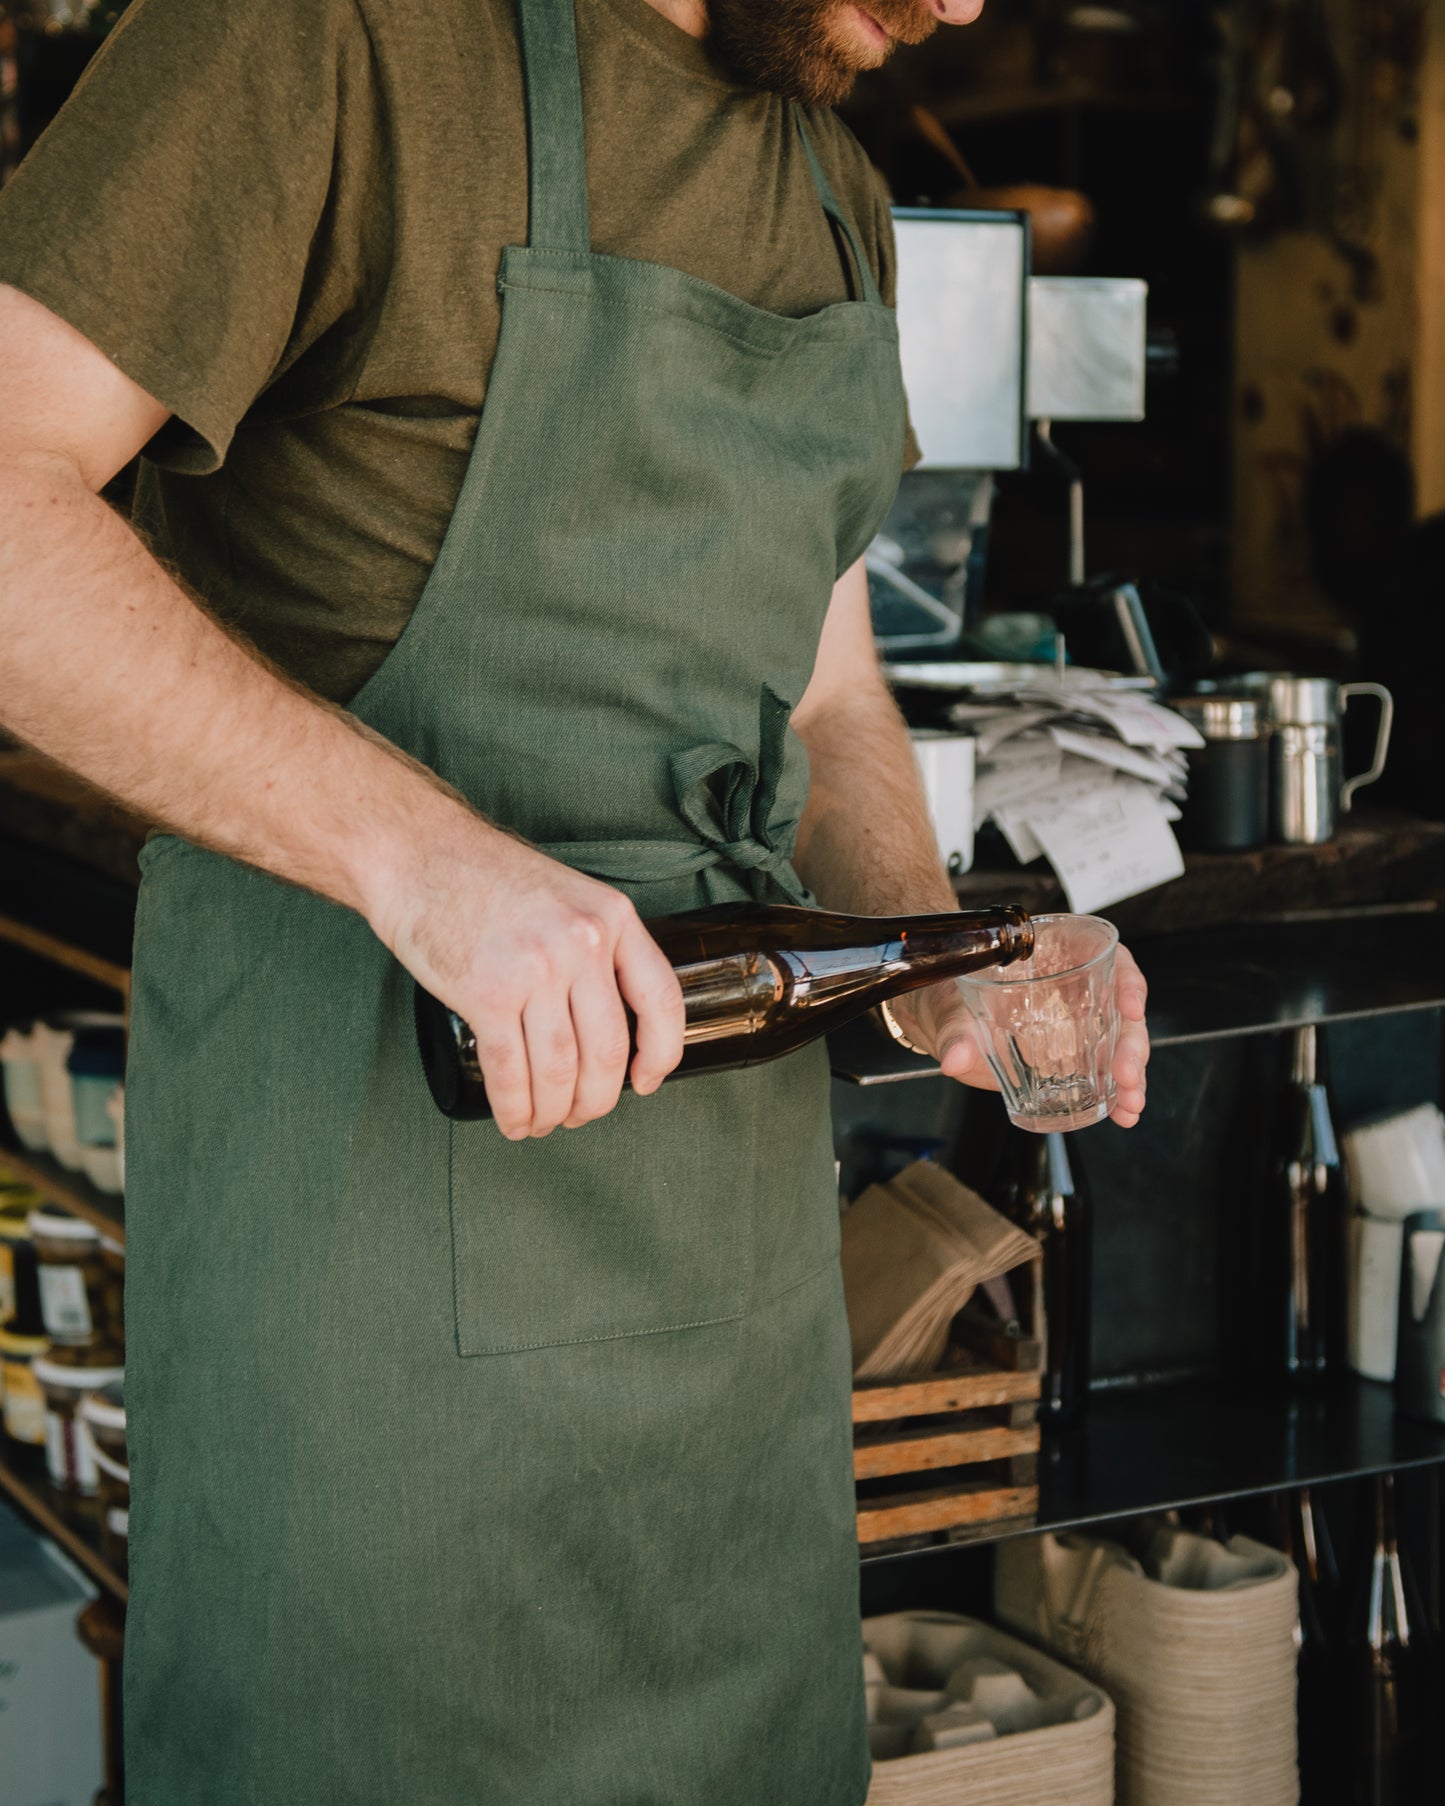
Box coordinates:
[0,0,916,703]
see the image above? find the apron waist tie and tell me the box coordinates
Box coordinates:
[542,689,808,904]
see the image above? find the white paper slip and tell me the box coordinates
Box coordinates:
[994,809,1044,865]
[1026,780,1185,914]
[976,709,1061,757]
[1049,725,1181,788]
[973,747,1064,824]
[1076,690,1206,751]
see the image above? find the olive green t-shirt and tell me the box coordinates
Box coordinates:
[0,0,914,703]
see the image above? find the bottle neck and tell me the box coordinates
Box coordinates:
[1291,1024,1319,1087]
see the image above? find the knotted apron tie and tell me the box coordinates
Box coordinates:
[542,686,808,903]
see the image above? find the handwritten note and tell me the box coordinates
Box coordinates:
[1026,779,1185,915]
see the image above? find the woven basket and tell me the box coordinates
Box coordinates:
[863,1612,1114,1806]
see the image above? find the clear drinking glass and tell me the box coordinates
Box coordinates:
[954,914,1120,1132]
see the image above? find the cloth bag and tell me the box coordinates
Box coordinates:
[994,1524,1299,1806]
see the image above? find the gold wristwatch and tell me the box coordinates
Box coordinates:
[878,998,929,1057]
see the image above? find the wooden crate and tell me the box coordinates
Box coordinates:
[852,1315,1041,1550]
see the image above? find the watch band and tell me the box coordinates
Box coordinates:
[878,998,929,1057]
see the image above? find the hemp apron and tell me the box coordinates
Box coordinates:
[123,1,906,1799]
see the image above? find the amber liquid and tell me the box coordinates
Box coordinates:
[416,901,1033,1120]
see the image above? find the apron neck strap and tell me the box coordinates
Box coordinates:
[793,111,884,308]
[519,0,591,253]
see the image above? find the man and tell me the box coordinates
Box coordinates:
[0,0,1148,1799]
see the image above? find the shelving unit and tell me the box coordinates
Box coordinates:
[0,1140,122,1243]
[860,1375,1445,1567]
[829,906,1445,1089]
[0,1442,127,1601]
[0,910,129,1009]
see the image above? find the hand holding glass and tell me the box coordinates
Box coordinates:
[954,914,1120,1132]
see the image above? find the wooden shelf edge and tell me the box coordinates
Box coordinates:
[0,1143,124,1243]
[0,1452,128,1602]
[0,911,130,1002]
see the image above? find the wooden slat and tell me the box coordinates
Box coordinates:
[852,1368,1039,1424]
[854,1421,1040,1481]
[0,913,130,1003]
[0,1143,124,1244]
[857,1481,1038,1543]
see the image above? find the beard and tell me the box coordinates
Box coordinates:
[706,0,940,108]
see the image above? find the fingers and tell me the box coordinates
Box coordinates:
[1115,945,1149,1021]
[913,985,1000,1095]
[613,914,686,1095]
[472,1015,534,1142]
[520,994,579,1138]
[565,967,632,1128]
[1109,945,1150,1128]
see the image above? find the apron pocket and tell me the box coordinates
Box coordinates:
[447,1071,772,1356]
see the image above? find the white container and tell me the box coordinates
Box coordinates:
[0,1025,48,1153]
[32,1013,124,1173]
[1348,1212,1405,1382]
[911,732,976,875]
[1343,1104,1445,1221]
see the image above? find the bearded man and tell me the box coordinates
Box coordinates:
[0,0,1149,1799]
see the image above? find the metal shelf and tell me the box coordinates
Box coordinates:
[0,1141,123,1243]
[829,907,1445,1089]
[0,1442,127,1601]
[0,910,130,1005]
[861,1374,1445,1568]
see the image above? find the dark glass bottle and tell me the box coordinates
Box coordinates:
[1272,1025,1347,1382]
[416,901,1033,1121]
[989,1128,1091,1428]
[1275,1485,1345,1800]
[1349,1473,1428,1805]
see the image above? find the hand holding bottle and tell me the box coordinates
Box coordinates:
[374,816,686,1140]
[890,941,1150,1128]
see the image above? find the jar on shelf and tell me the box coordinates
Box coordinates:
[31,1012,125,1173]
[0,1024,47,1152]
[28,1206,111,1345]
[80,1379,127,1572]
[0,1318,49,1447]
[67,1028,126,1196]
[0,1181,43,1328]
[99,1234,124,1350]
[33,1342,124,1494]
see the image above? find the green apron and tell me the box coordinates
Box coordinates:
[123,2,906,1798]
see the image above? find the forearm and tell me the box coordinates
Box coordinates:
[0,454,482,927]
[793,675,957,918]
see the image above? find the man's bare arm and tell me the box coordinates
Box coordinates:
[0,286,683,1137]
[791,558,1149,1127]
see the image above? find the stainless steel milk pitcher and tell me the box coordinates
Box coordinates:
[1268,676,1393,845]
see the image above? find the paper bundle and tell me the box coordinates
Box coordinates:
[842,1160,1039,1381]
[951,676,1202,915]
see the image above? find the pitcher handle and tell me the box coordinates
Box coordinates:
[1339,682,1394,811]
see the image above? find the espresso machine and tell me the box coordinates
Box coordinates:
[871,207,1151,661]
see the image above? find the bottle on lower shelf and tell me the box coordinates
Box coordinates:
[987,1126,1091,1429]
[1346,1472,1432,1806]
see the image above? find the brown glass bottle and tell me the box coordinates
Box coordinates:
[416,901,1033,1121]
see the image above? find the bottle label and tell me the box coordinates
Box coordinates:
[1,1359,45,1445]
[44,1408,71,1487]
[38,1263,93,1339]
[43,1406,98,1491]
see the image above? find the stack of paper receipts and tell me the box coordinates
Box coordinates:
[951,677,1204,916]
